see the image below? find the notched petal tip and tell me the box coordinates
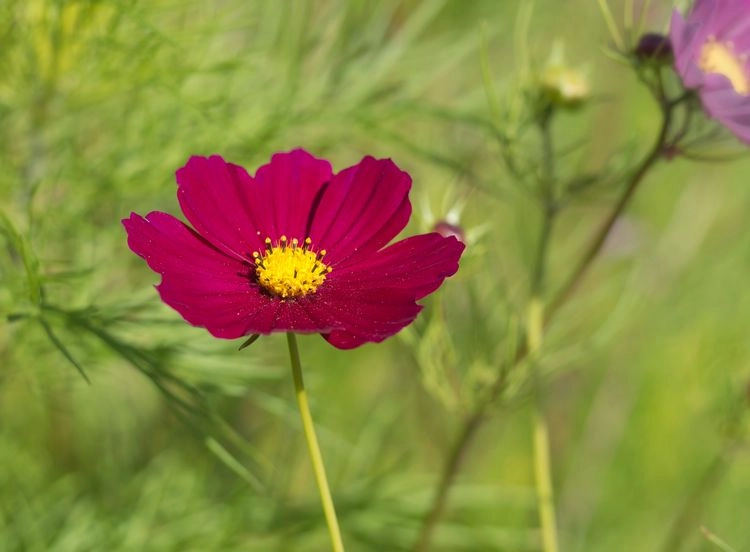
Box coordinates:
[121,210,148,228]
[269,147,328,163]
[358,155,412,185]
[122,211,163,255]
[257,148,334,182]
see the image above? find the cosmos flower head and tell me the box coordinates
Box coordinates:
[123,150,464,349]
[670,0,750,143]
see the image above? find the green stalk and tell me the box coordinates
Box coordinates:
[286,333,345,552]
[527,298,559,552]
[547,76,678,319]
[526,110,560,552]
[412,413,485,552]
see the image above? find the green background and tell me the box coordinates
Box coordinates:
[1,1,748,550]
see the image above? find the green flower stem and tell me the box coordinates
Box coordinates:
[526,109,560,552]
[412,412,485,552]
[286,333,345,552]
[547,84,676,320]
[527,298,559,552]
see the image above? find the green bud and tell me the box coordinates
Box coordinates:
[538,43,590,109]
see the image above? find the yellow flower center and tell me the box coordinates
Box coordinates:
[699,36,750,95]
[253,236,331,299]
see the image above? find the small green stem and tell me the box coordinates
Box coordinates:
[286,333,345,552]
[412,411,485,552]
[525,110,561,552]
[527,298,559,552]
[548,94,674,319]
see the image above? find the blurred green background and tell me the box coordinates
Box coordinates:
[1,0,749,550]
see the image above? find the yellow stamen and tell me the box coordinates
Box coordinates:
[253,236,331,299]
[700,36,750,95]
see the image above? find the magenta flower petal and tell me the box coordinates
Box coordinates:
[124,151,464,349]
[670,0,750,143]
[306,233,463,348]
[176,156,264,259]
[308,156,412,266]
[124,211,235,276]
[124,211,266,338]
[333,233,465,300]
[124,211,334,337]
[252,149,333,240]
[176,150,333,259]
[311,287,424,350]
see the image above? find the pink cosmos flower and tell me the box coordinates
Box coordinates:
[123,150,464,349]
[670,0,750,143]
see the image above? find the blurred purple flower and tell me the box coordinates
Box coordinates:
[671,0,750,143]
[123,150,464,349]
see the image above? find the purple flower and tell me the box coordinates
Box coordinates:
[123,150,464,349]
[671,0,750,143]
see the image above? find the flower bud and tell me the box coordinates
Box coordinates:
[538,45,590,109]
[633,33,673,64]
[433,221,466,244]
[541,67,589,108]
